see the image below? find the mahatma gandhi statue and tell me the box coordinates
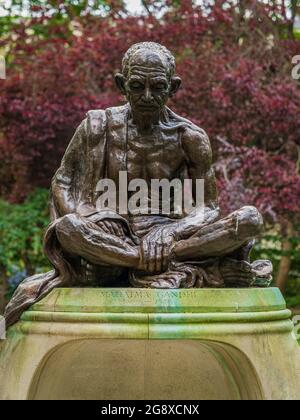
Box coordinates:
[5,42,272,326]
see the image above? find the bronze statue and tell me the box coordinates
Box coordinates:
[4,42,272,327]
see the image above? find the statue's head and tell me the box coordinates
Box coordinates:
[115,42,181,116]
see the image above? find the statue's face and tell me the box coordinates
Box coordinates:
[115,49,181,118]
[126,50,170,115]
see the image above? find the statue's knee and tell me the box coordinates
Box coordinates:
[236,206,264,239]
[56,213,82,238]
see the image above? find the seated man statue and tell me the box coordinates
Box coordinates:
[5,42,272,327]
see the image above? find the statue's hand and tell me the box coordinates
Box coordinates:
[139,226,176,274]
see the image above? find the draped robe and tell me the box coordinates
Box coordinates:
[4,104,204,326]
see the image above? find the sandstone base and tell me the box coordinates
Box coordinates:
[0,288,299,400]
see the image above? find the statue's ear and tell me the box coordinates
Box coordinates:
[115,73,126,95]
[169,76,182,97]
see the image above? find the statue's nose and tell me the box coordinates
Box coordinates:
[143,87,153,102]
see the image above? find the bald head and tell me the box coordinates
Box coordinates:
[122,42,176,80]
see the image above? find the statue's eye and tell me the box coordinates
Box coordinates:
[153,83,167,91]
[130,82,144,91]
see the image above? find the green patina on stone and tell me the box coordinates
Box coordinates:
[29,287,286,314]
[1,288,300,400]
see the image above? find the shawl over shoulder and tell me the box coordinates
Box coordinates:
[4,106,112,327]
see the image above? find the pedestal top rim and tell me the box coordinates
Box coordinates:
[28,287,286,314]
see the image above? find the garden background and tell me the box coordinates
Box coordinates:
[0,0,300,314]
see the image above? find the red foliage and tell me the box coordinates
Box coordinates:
[215,143,300,223]
[0,0,299,225]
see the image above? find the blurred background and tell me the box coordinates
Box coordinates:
[0,0,299,315]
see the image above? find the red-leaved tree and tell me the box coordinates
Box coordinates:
[0,0,299,291]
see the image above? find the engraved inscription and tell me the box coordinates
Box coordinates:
[97,289,199,305]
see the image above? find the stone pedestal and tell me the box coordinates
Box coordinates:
[0,288,299,400]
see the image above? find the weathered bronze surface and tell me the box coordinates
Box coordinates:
[5,42,272,326]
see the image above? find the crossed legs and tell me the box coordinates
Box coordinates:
[55,214,140,268]
[55,206,263,273]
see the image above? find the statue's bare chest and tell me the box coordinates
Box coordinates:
[125,124,185,182]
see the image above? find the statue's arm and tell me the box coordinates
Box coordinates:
[182,127,219,207]
[51,110,108,219]
[51,111,130,238]
[175,127,220,239]
[51,119,87,217]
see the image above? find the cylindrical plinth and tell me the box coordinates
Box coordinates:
[0,288,299,400]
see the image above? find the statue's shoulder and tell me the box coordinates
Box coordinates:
[84,105,128,135]
[85,109,107,135]
[103,104,129,127]
[168,109,212,161]
[167,107,208,138]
